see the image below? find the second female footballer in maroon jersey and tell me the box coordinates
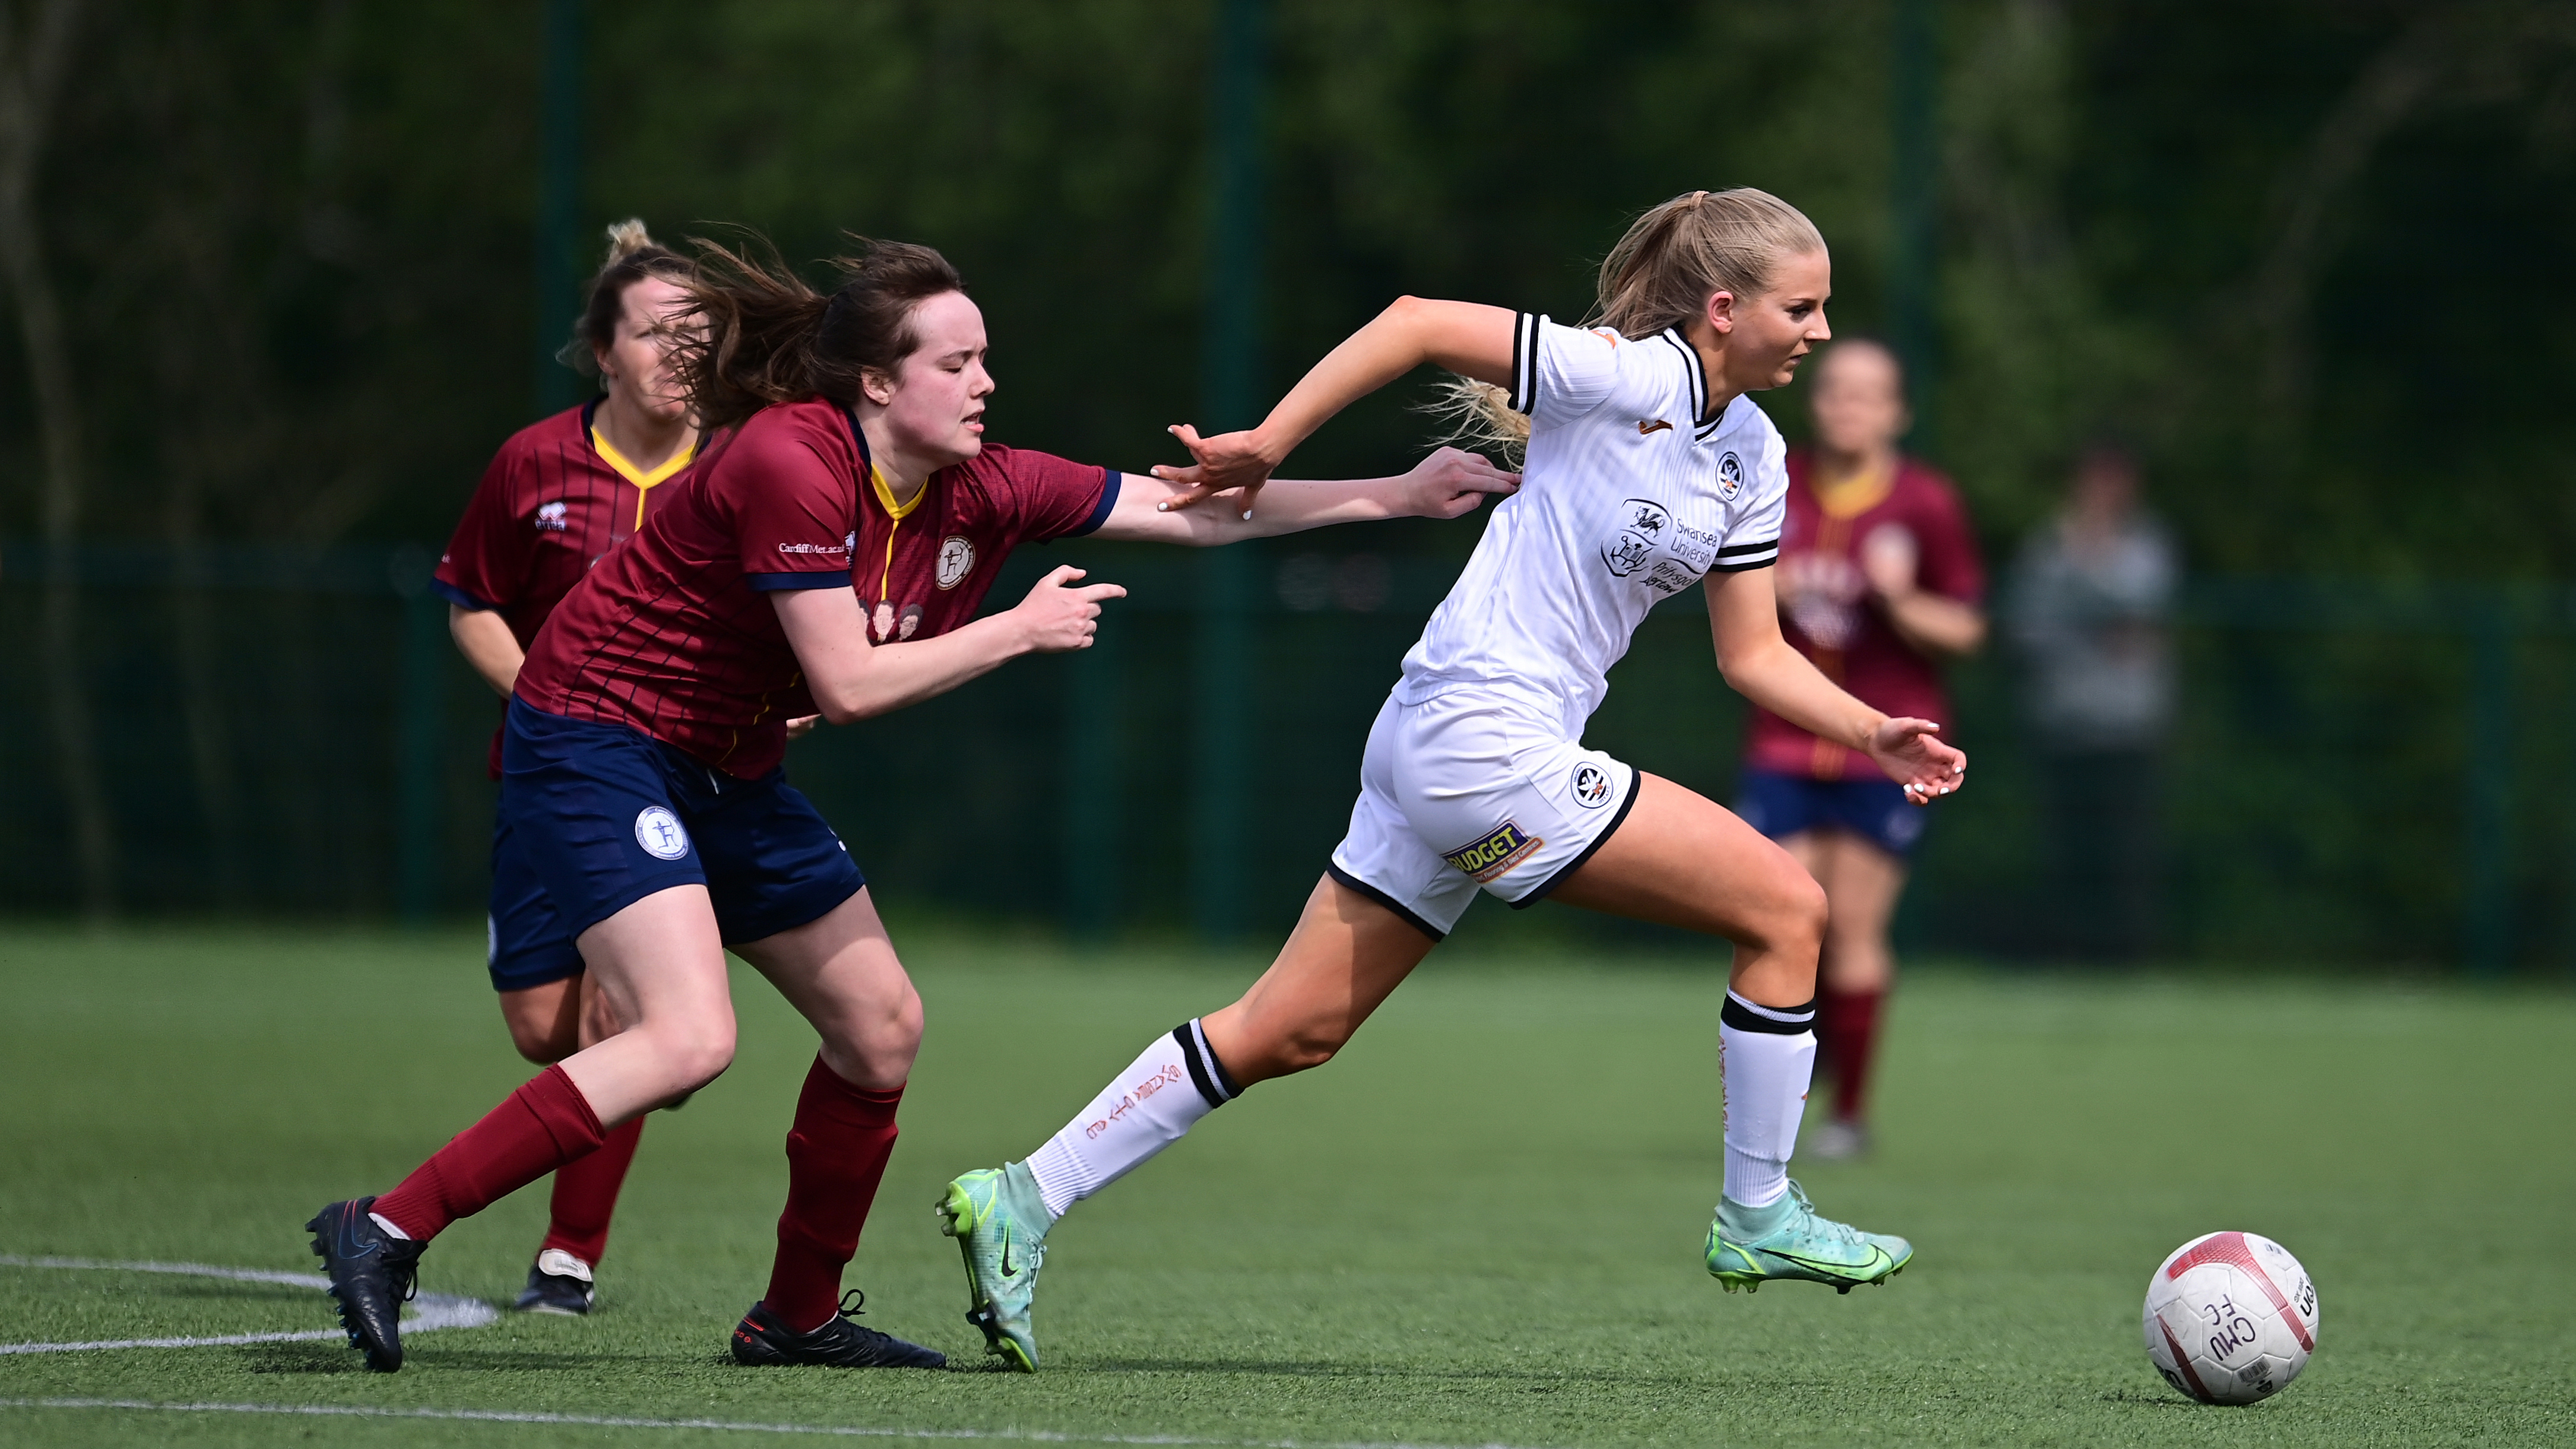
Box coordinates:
[305,234,1516,1374]
[427,221,701,1316]
[1735,338,1985,1159]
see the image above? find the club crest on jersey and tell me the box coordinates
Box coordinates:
[935,535,975,590]
[1602,498,1672,578]
[1442,820,1543,883]
[535,500,569,532]
[633,806,690,861]
[1716,451,1745,502]
[1570,762,1612,809]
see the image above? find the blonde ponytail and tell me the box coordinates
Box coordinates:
[1426,188,1826,458]
[1418,376,1532,468]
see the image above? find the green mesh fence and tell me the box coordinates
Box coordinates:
[2,539,2569,974]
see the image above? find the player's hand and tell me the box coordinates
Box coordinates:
[1865,715,1966,804]
[785,715,823,740]
[1861,524,1920,598]
[1149,424,1281,519]
[1400,446,1520,519]
[1011,564,1126,653]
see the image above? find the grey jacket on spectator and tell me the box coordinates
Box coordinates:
[2007,512,2178,753]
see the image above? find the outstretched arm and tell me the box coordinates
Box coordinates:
[772,565,1125,725]
[1093,446,1519,545]
[1156,298,1517,515]
[1706,566,1967,803]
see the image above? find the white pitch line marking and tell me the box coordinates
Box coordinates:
[0,1254,497,1355]
[0,1398,1548,1449]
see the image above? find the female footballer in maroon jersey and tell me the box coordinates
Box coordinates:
[306,235,1515,1372]
[1737,338,1984,1159]
[429,221,699,1315]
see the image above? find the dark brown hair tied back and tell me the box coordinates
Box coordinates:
[677,232,966,432]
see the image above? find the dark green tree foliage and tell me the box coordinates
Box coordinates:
[5,2,2576,960]
[5,0,2566,571]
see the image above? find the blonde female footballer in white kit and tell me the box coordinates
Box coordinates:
[936,188,1966,1369]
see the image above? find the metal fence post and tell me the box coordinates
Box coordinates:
[534,0,585,415]
[2464,595,2513,975]
[1061,626,1123,943]
[1888,0,1941,446]
[393,549,444,925]
[1191,0,1267,943]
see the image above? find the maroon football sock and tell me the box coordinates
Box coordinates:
[764,1056,903,1333]
[540,1114,645,1267]
[1817,986,1886,1124]
[373,1064,607,1242]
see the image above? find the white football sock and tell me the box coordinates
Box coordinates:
[1719,991,1818,1212]
[1024,1020,1240,1220]
[369,1212,411,1241]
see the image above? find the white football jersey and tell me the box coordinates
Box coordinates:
[1393,313,1788,734]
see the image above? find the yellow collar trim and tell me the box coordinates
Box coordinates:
[1813,458,1896,521]
[591,426,698,490]
[871,462,929,520]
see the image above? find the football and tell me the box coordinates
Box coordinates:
[2141,1231,2320,1404]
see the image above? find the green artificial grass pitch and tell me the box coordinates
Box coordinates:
[1,925,2569,1447]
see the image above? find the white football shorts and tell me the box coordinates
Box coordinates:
[1327,690,1640,938]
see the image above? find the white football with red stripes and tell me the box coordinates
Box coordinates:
[2141,1231,2320,1404]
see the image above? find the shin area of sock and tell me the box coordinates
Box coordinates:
[1024,1020,1238,1220]
[540,1114,647,1267]
[1817,986,1886,1123]
[764,1056,904,1333]
[373,1064,607,1242]
[1718,992,1818,1212]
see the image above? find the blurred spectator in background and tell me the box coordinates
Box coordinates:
[2007,442,2177,960]
[1737,338,1985,1161]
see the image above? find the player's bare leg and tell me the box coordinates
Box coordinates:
[1197,877,1440,1082]
[937,877,1433,1368]
[721,887,943,1368]
[500,973,652,1314]
[1781,830,1906,1159]
[498,976,584,1063]
[307,887,733,1369]
[1551,773,1910,1292]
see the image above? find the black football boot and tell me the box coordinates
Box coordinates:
[729,1291,946,1369]
[305,1197,425,1371]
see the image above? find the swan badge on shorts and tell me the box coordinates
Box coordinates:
[1443,820,1544,884]
[634,806,691,861]
[1570,762,1613,809]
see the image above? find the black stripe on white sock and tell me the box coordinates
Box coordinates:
[1719,991,1818,1035]
[1173,1019,1241,1108]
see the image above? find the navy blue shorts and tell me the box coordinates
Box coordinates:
[1734,767,1927,858]
[487,810,584,993]
[499,699,866,946]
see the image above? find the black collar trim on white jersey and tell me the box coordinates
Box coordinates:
[1657,328,1712,427]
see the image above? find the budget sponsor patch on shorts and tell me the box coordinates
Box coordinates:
[1442,820,1544,883]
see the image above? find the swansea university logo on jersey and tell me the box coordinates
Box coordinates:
[1602,499,1672,578]
[1442,820,1544,884]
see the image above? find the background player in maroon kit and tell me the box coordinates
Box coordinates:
[306,234,1515,1374]
[427,221,699,1314]
[1735,338,1985,1159]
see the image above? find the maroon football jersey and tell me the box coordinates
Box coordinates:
[1743,451,1985,779]
[433,399,698,774]
[517,398,1114,778]
[433,399,697,646]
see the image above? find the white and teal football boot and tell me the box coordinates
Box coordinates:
[1704,1180,1912,1294]
[936,1163,1050,1370]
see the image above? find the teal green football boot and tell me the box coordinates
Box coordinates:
[936,1163,1050,1370]
[1704,1180,1912,1294]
